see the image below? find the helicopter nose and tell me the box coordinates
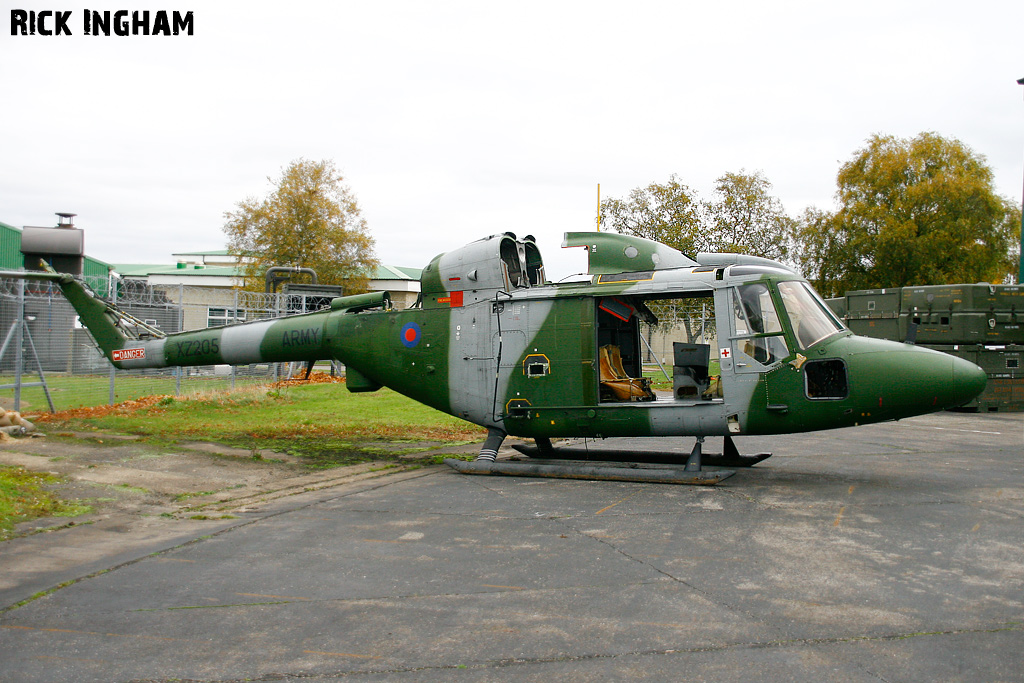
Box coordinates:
[949,353,988,408]
[883,345,987,412]
[845,337,987,418]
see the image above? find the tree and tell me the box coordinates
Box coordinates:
[796,133,1021,293]
[599,174,707,255]
[223,159,379,293]
[600,171,795,260]
[703,170,795,261]
[791,207,850,298]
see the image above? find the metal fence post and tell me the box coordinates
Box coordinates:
[231,289,237,391]
[13,278,24,410]
[178,284,184,395]
[272,291,282,383]
[109,277,117,405]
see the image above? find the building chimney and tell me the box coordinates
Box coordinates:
[21,213,85,275]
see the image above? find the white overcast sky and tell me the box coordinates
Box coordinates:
[2,0,1022,278]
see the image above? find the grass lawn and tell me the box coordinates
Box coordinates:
[0,466,92,540]
[33,378,487,468]
[0,372,274,413]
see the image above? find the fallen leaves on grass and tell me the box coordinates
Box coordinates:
[31,373,348,423]
[269,372,346,388]
[32,395,174,422]
[28,373,483,442]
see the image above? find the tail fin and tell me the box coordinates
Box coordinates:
[46,263,165,354]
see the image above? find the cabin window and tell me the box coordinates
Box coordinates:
[805,359,849,400]
[777,281,845,350]
[733,283,783,335]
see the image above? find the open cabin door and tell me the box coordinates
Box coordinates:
[595,292,722,403]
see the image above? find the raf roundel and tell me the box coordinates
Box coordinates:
[400,321,421,348]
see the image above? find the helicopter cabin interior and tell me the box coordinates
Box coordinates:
[595,292,719,404]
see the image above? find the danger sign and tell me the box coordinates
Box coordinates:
[112,348,146,362]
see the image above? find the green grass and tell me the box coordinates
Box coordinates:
[38,383,486,468]
[1,372,273,412]
[0,466,92,539]
[1,382,485,536]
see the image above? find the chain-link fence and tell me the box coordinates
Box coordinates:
[0,277,339,414]
[642,299,717,358]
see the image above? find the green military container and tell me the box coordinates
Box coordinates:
[901,284,1024,345]
[82,255,112,297]
[833,284,1023,411]
[842,288,902,341]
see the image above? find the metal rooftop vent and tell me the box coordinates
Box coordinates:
[21,212,85,275]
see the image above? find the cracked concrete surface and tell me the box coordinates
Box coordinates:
[1,412,1022,682]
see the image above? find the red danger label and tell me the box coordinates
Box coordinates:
[112,348,146,362]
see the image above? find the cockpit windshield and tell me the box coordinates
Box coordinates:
[731,280,846,364]
[777,281,845,349]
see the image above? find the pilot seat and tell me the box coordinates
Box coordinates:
[672,342,711,399]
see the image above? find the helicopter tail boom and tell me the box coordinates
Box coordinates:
[0,268,337,370]
[107,311,334,369]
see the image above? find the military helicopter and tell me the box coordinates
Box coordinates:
[7,231,987,484]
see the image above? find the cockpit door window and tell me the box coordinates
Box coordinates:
[731,284,788,366]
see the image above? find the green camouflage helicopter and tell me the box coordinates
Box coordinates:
[7,231,987,484]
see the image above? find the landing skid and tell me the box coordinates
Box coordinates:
[510,435,772,468]
[444,457,733,485]
[445,431,768,486]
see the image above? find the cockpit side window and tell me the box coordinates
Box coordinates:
[777,281,845,350]
[734,283,783,335]
[732,284,789,365]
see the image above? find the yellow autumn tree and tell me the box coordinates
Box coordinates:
[223,159,379,293]
[795,133,1021,296]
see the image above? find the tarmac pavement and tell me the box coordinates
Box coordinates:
[1,411,1022,682]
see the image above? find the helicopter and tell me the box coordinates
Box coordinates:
[5,231,987,484]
